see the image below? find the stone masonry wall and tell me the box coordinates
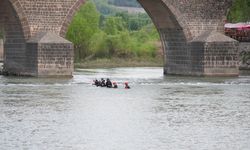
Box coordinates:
[0,0,27,75]
[188,42,204,75]
[160,28,191,75]
[239,42,250,70]
[138,0,191,75]
[9,0,232,39]
[3,0,236,76]
[138,0,235,76]
[162,0,232,37]
[37,43,74,77]
[14,0,85,37]
[204,42,239,76]
[25,43,38,76]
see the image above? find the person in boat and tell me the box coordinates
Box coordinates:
[113,82,118,88]
[101,78,106,87]
[106,78,112,88]
[124,82,130,89]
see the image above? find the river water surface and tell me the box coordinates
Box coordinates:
[0,67,250,150]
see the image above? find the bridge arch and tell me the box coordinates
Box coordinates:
[138,0,192,40]
[137,0,193,74]
[59,0,194,75]
[9,0,31,39]
[0,0,28,75]
[59,0,86,37]
[57,0,237,76]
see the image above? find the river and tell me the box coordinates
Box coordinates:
[0,67,250,150]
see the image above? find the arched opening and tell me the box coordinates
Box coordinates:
[64,0,190,73]
[137,0,190,75]
[0,0,27,75]
[64,0,237,76]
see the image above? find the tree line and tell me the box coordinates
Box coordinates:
[66,0,159,62]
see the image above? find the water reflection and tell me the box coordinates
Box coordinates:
[0,67,250,149]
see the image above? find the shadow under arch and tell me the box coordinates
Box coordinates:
[137,0,192,75]
[0,0,27,75]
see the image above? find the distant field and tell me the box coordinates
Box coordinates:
[115,6,145,14]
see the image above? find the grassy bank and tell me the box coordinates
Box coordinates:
[75,57,163,68]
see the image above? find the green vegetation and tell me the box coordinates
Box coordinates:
[227,0,250,22]
[66,1,100,61]
[75,57,163,69]
[66,0,160,65]
[240,51,250,64]
[0,28,3,39]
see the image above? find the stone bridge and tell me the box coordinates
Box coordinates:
[0,0,239,77]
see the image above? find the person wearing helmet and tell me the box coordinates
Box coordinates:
[93,79,100,87]
[124,82,130,89]
[101,78,106,87]
[106,78,112,88]
[113,82,118,88]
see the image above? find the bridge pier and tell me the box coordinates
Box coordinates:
[139,0,239,77]
[26,32,74,77]
[162,31,239,76]
[189,31,239,76]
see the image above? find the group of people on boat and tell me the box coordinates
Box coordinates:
[93,78,130,89]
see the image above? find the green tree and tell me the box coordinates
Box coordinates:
[228,0,250,22]
[89,31,110,58]
[104,16,126,35]
[67,0,161,61]
[66,0,100,61]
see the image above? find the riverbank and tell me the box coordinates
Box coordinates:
[74,58,163,69]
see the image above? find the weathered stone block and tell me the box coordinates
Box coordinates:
[27,32,74,77]
[239,42,250,70]
[190,31,239,76]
